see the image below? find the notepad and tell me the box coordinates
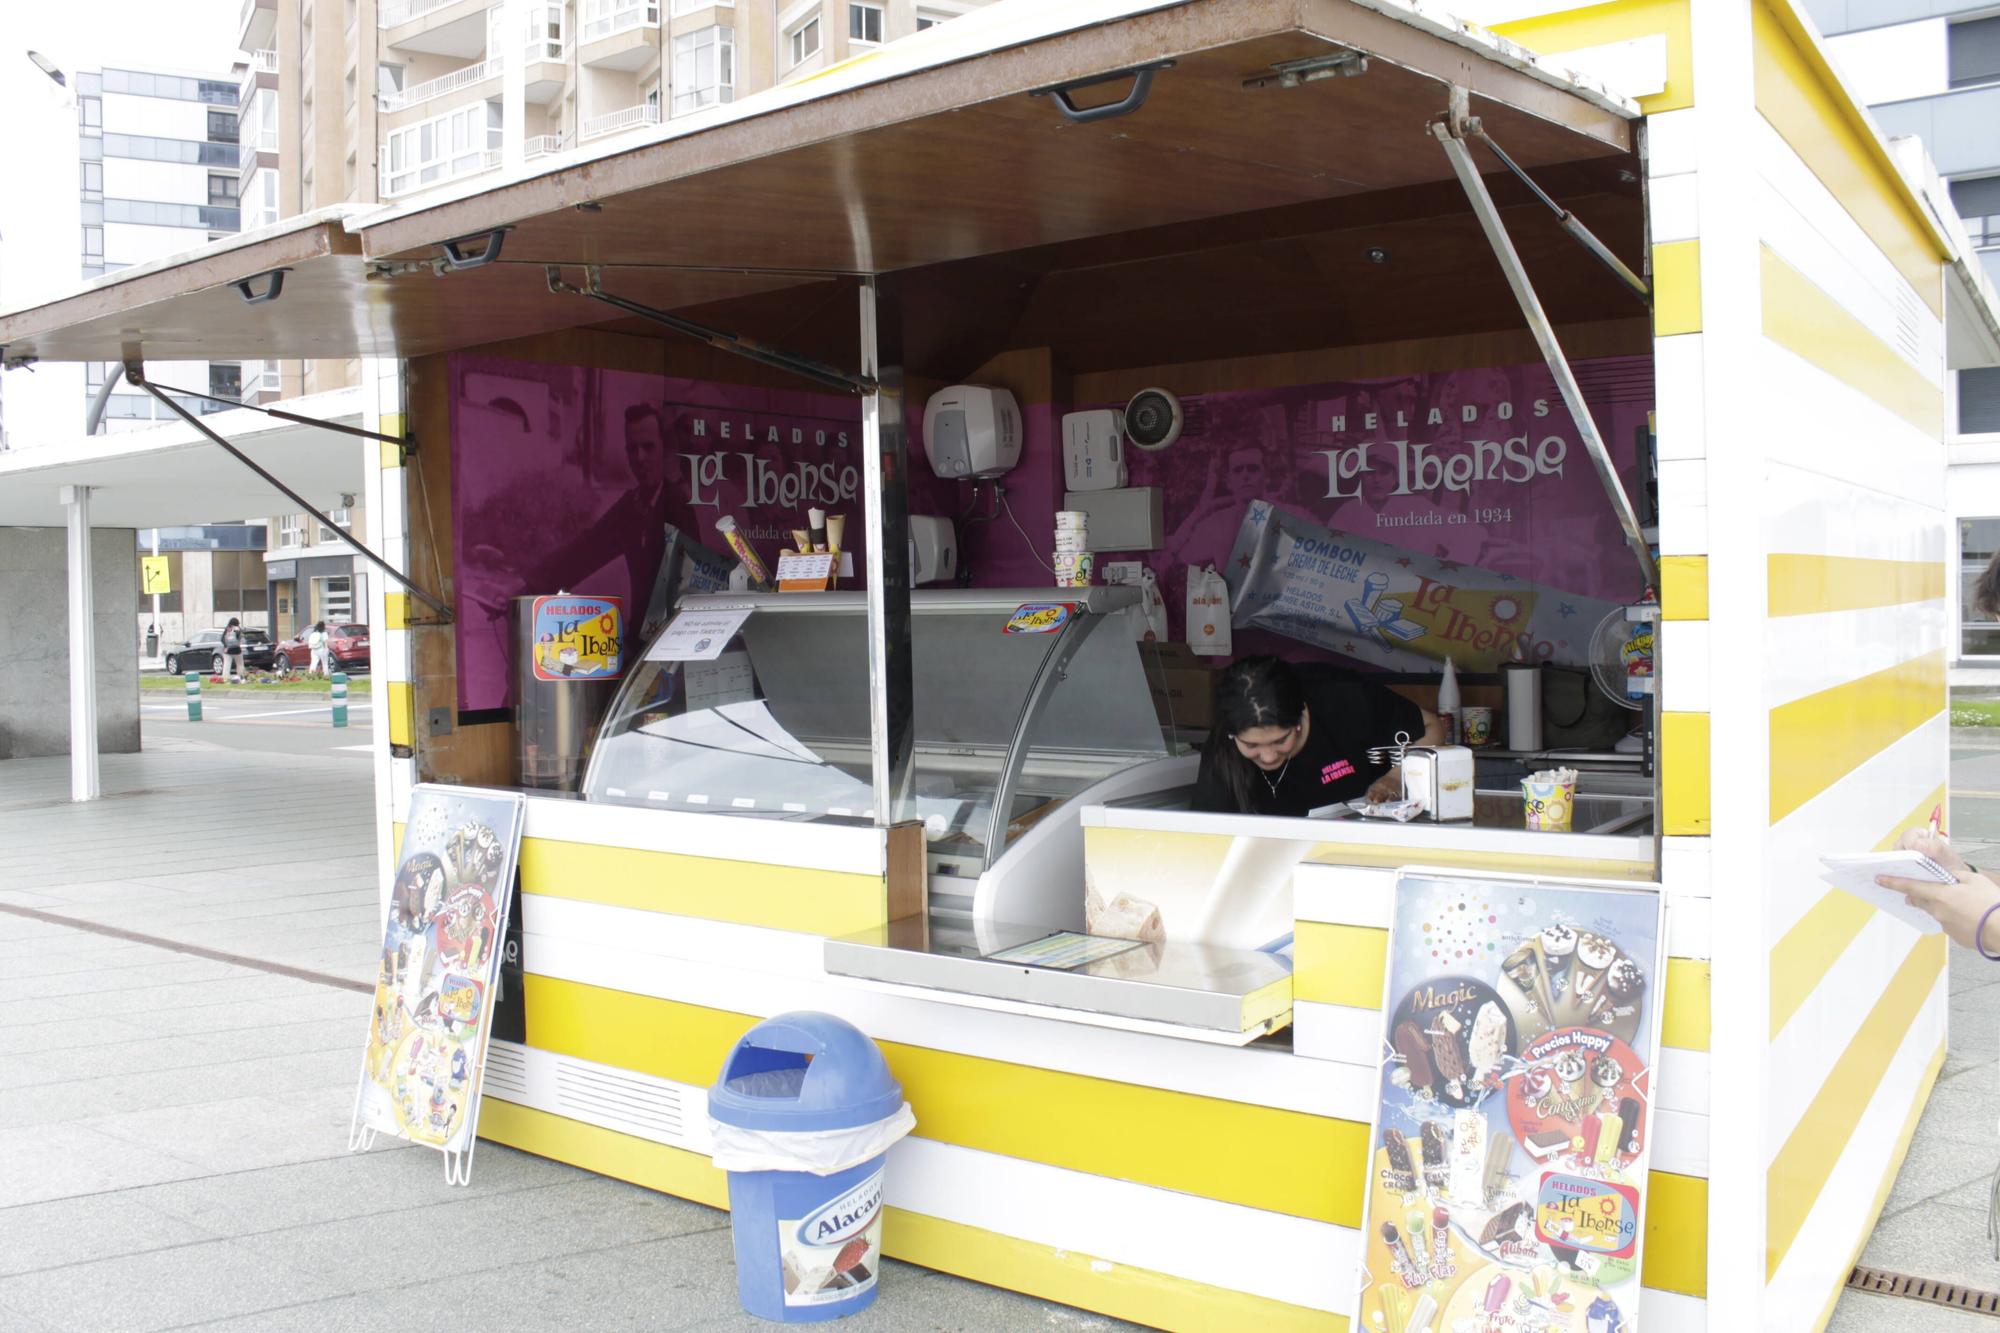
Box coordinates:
[1817,852,1950,934]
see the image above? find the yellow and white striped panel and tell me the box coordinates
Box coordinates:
[1289,863,1710,1310]
[1743,6,1951,1311]
[492,895,1714,1329]
[362,357,412,918]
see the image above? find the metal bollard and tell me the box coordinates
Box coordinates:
[185,671,202,722]
[331,671,348,729]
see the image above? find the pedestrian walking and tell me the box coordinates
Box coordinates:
[220,617,245,683]
[308,621,329,677]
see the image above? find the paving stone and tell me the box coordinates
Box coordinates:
[0,1236,347,1333]
[0,1043,360,1129]
[84,1084,371,1173]
[1858,1201,2000,1286]
[0,1191,218,1277]
[0,1121,209,1208]
[134,1140,568,1237]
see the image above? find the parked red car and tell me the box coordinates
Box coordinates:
[273,623,371,673]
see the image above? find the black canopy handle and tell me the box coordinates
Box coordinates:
[232,269,289,304]
[1029,60,1174,125]
[439,228,509,270]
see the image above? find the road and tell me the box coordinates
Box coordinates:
[141,693,375,760]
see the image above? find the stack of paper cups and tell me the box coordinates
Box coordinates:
[1054,511,1092,587]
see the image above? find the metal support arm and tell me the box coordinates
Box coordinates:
[132,381,416,450]
[1465,128,1649,303]
[546,266,876,396]
[127,368,453,622]
[1431,109,1657,588]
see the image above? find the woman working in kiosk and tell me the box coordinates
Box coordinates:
[1192,656,1446,817]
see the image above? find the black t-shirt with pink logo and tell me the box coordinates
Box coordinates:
[1193,665,1426,817]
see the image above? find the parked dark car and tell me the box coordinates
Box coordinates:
[272,623,371,673]
[163,628,274,674]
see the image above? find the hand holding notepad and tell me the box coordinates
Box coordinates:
[1818,852,1950,935]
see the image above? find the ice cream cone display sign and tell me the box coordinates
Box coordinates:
[352,784,526,1182]
[529,595,623,682]
[1358,872,1664,1333]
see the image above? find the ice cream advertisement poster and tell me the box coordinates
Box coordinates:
[1357,871,1666,1333]
[530,595,623,681]
[351,785,526,1180]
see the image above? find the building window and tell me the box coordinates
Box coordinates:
[1951,175,2000,252]
[847,2,881,44]
[208,173,237,205]
[80,96,101,129]
[915,9,951,29]
[1963,367,2000,437]
[82,226,102,259]
[671,0,725,12]
[245,169,281,228]
[671,26,733,115]
[207,108,239,144]
[80,161,102,195]
[209,364,244,402]
[382,100,503,196]
[280,514,306,549]
[1962,518,2000,656]
[1951,15,2000,89]
[787,14,820,67]
[319,575,354,624]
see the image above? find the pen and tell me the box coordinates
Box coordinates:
[1929,804,1943,842]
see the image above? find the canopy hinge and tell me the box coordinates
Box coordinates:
[1240,51,1368,91]
[545,264,877,395]
[1029,60,1173,125]
[122,363,450,621]
[1429,102,1656,589]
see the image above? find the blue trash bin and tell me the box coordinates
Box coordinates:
[708,1012,914,1323]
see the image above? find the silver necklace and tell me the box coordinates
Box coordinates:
[1260,756,1293,798]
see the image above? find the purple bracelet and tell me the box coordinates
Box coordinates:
[1979,901,2000,963]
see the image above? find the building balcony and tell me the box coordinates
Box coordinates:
[580,0,660,69]
[1871,83,2000,179]
[524,132,570,157]
[580,102,660,140]
[381,147,501,199]
[239,49,278,101]
[239,0,277,52]
[379,58,501,113]
[379,0,490,58]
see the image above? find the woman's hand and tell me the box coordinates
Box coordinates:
[1366,771,1404,804]
[1879,828,2000,954]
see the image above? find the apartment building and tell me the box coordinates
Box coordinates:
[0,55,245,445]
[1804,2,2000,675]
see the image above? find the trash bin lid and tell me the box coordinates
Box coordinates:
[709,1011,904,1132]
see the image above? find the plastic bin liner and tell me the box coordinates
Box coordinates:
[709,1102,916,1177]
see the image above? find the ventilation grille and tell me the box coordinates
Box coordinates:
[1892,284,1925,366]
[553,1058,686,1140]
[1848,1265,2000,1316]
[483,1040,529,1098]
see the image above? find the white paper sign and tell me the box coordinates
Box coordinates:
[776,552,837,584]
[646,607,753,661]
[686,649,756,710]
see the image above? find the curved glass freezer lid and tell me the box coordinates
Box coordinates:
[583,588,1181,859]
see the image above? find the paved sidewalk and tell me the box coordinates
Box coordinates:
[0,749,1129,1332]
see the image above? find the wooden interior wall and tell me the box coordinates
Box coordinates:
[1071,318,1653,402]
[404,329,667,787]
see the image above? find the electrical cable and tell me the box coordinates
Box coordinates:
[998,485,1057,576]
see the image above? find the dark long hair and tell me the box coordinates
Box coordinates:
[1203,656,1308,813]
[1978,548,2000,621]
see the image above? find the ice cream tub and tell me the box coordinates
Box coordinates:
[1522,769,1577,833]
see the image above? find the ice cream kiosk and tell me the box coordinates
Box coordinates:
[4,0,1995,1326]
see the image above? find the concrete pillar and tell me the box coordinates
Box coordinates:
[61,484,100,801]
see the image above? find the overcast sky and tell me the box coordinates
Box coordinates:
[2,0,242,83]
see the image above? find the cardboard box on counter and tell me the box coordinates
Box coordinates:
[1145,643,1216,731]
